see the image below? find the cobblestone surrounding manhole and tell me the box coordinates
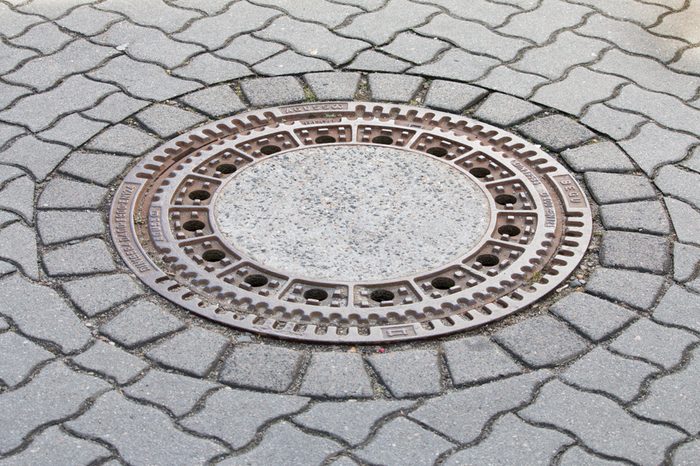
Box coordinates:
[111,102,592,343]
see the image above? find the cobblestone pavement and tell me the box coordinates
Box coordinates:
[0,0,699,464]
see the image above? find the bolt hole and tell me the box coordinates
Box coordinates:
[495,194,517,205]
[216,164,237,174]
[260,145,281,155]
[315,135,336,144]
[469,167,490,178]
[304,288,329,301]
[183,220,205,232]
[370,289,394,302]
[372,135,393,145]
[477,254,500,267]
[202,250,225,262]
[244,274,268,287]
[189,190,210,201]
[498,225,521,236]
[427,147,448,157]
[431,277,456,290]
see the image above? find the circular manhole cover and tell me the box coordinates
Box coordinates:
[111,102,592,343]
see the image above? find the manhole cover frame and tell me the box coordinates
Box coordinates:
[111,101,593,343]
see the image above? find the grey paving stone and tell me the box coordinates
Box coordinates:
[338,0,439,45]
[620,123,698,176]
[0,84,29,112]
[0,317,8,331]
[665,198,700,246]
[569,0,666,26]
[368,349,441,397]
[0,75,117,132]
[516,115,595,151]
[294,399,414,445]
[304,72,361,100]
[550,292,636,342]
[497,0,591,44]
[85,124,159,156]
[656,166,700,210]
[633,347,700,433]
[410,371,551,443]
[443,336,521,385]
[241,76,305,107]
[96,0,200,32]
[600,231,670,274]
[0,40,36,75]
[44,238,116,276]
[219,344,303,392]
[347,50,410,72]
[610,318,697,369]
[368,73,423,102]
[299,352,373,398]
[0,362,109,454]
[180,388,308,449]
[124,370,218,417]
[599,200,671,235]
[0,3,41,38]
[683,146,700,173]
[17,0,95,19]
[82,92,149,123]
[475,66,548,99]
[353,417,453,466]
[673,440,700,466]
[561,142,635,173]
[221,421,342,466]
[214,34,284,65]
[445,413,572,466]
[253,50,333,76]
[416,14,529,61]
[0,261,16,278]
[0,223,37,279]
[418,0,518,26]
[56,5,121,36]
[67,390,225,465]
[89,56,201,101]
[174,53,251,84]
[0,275,91,353]
[0,122,24,146]
[38,114,108,148]
[59,152,131,186]
[173,1,279,49]
[37,210,104,246]
[673,242,700,282]
[171,0,233,14]
[180,84,245,117]
[520,379,683,466]
[136,104,206,138]
[583,172,656,205]
[652,1,700,42]
[581,103,647,140]
[146,327,229,377]
[472,93,541,127]
[66,273,140,318]
[0,331,53,387]
[654,285,700,333]
[4,39,117,92]
[586,268,665,310]
[0,136,70,181]
[0,425,110,466]
[410,48,499,82]
[511,31,608,80]
[10,22,73,54]
[562,347,657,402]
[423,80,487,113]
[672,47,700,75]
[101,300,185,349]
[72,340,148,385]
[379,32,448,64]
[493,315,588,367]
[0,175,34,224]
[559,446,626,466]
[248,0,361,27]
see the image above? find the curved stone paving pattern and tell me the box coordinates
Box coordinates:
[0,0,698,464]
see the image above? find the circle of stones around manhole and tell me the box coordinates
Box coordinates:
[111,101,592,343]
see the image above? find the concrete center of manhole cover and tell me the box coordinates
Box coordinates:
[214,145,490,282]
[111,102,592,343]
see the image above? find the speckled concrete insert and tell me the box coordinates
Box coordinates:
[214,145,490,282]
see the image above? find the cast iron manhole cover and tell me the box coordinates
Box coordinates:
[111,102,592,343]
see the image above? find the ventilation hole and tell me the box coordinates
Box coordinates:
[469,167,490,178]
[216,164,237,174]
[188,190,210,201]
[370,289,394,302]
[431,277,456,290]
[498,225,521,236]
[304,288,329,301]
[315,135,336,144]
[372,135,393,145]
[427,147,448,157]
[495,194,517,205]
[183,220,205,232]
[477,254,500,267]
[244,274,268,287]
[260,145,281,155]
[202,250,225,262]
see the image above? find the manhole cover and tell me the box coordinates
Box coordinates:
[111,102,592,343]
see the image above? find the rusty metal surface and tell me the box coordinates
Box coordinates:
[110,102,593,343]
